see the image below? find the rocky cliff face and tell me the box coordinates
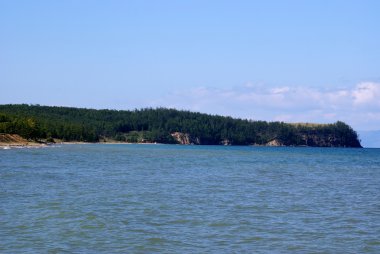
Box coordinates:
[301,134,356,147]
[220,139,232,145]
[266,139,284,146]
[0,134,41,146]
[263,134,361,147]
[171,132,200,145]
[0,133,28,144]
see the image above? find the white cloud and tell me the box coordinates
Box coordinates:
[150,82,380,131]
[352,82,380,106]
[270,87,290,94]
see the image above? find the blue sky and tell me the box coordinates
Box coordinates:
[1,1,380,139]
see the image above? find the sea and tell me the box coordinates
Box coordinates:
[1,144,379,253]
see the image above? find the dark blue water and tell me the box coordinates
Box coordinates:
[1,144,380,253]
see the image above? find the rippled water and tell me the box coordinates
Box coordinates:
[1,144,380,253]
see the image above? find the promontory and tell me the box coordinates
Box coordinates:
[0,104,362,147]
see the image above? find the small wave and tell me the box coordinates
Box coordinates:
[46,145,62,148]
[0,144,59,149]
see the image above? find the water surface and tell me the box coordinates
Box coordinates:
[1,145,380,253]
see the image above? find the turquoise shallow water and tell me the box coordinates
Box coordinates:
[1,144,380,253]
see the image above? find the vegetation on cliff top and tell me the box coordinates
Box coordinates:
[0,104,361,147]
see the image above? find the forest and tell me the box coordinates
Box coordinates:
[0,104,362,147]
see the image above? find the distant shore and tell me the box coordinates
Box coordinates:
[0,133,363,149]
[0,134,164,149]
[0,142,162,149]
[55,141,161,145]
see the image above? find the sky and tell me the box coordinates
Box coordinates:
[1,1,380,145]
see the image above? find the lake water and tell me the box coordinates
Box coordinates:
[1,144,380,253]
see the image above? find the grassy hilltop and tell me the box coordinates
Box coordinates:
[0,104,361,147]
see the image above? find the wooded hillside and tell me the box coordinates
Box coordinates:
[0,104,362,147]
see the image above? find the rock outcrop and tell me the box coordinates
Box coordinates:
[0,133,41,146]
[220,139,231,145]
[265,139,284,146]
[171,132,200,145]
[301,134,346,147]
[0,134,28,144]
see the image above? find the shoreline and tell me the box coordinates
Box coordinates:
[0,141,162,149]
[0,134,365,149]
[1,141,367,149]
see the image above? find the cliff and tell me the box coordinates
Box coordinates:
[171,132,200,145]
[0,133,42,147]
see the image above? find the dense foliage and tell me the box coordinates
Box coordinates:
[0,104,361,147]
